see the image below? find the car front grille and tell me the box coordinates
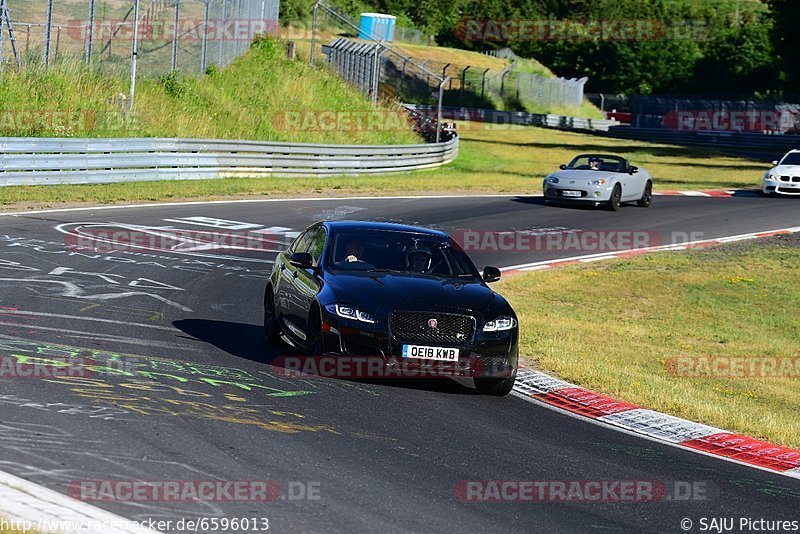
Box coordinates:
[778,186,800,194]
[780,176,800,182]
[389,311,476,345]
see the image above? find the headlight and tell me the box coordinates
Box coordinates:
[325,304,375,323]
[546,176,559,184]
[589,179,606,186]
[483,316,517,332]
[767,173,780,181]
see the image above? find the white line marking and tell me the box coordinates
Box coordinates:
[0,278,192,312]
[0,194,522,217]
[501,226,800,272]
[0,322,191,350]
[0,469,161,533]
[0,310,177,331]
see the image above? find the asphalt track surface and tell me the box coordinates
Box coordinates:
[1,194,800,533]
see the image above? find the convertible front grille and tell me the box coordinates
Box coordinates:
[390,311,475,345]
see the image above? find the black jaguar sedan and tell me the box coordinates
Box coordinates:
[263,221,519,396]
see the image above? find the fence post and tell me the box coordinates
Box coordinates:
[86,0,95,63]
[436,77,447,143]
[200,0,210,73]
[171,0,180,71]
[460,66,469,93]
[128,0,141,112]
[480,68,490,98]
[310,1,318,66]
[44,0,53,67]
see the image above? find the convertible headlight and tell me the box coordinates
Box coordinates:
[546,176,559,184]
[589,179,606,186]
[483,316,517,332]
[326,304,375,323]
[767,173,780,181]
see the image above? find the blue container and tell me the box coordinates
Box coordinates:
[358,13,396,42]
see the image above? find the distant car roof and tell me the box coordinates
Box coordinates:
[323,220,449,238]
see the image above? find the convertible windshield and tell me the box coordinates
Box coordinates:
[327,230,480,278]
[567,155,627,173]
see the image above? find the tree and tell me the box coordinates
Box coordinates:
[766,0,800,90]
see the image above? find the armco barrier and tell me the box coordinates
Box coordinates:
[0,136,459,187]
[404,104,619,132]
[603,127,800,161]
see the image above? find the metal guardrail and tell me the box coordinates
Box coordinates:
[405,104,619,132]
[603,127,800,160]
[0,136,459,186]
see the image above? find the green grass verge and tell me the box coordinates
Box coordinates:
[0,36,419,146]
[496,235,800,448]
[0,123,765,209]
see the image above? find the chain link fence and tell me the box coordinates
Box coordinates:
[312,2,450,142]
[0,0,278,76]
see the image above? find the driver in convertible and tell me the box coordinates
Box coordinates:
[589,157,602,170]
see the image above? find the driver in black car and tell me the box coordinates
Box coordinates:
[343,239,365,263]
[407,247,432,273]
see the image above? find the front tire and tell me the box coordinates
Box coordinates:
[637,181,653,207]
[475,370,517,397]
[607,184,622,211]
[305,305,324,357]
[263,287,279,345]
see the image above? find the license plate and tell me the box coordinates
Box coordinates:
[561,190,581,197]
[402,344,460,361]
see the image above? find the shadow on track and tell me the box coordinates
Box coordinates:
[173,318,478,395]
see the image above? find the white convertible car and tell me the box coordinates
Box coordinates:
[763,149,800,196]
[543,154,653,210]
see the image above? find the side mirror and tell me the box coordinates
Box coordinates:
[772,160,779,166]
[289,252,314,269]
[628,166,639,174]
[482,266,501,283]
[559,164,567,170]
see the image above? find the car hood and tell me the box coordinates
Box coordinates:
[326,271,501,316]
[548,169,622,183]
[770,165,800,174]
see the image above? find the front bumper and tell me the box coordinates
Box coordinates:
[543,184,612,202]
[763,177,800,195]
[319,309,518,378]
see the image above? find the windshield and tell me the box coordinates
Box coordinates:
[567,155,627,172]
[326,230,480,278]
[779,153,800,165]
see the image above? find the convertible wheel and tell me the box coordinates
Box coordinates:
[263,287,280,345]
[607,184,622,211]
[474,370,517,397]
[637,181,653,207]
[305,305,324,357]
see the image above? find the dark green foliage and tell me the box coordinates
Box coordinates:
[313,0,787,94]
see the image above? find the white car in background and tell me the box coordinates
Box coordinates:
[763,150,800,196]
